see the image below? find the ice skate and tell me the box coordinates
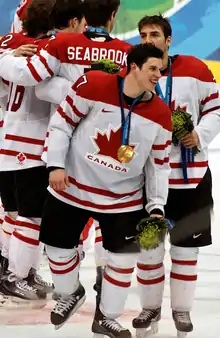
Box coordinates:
[92,306,132,338]
[172,311,193,337]
[26,268,54,295]
[0,272,47,309]
[132,308,161,338]
[51,282,86,330]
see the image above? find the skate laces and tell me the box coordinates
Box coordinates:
[103,317,125,332]
[138,309,155,321]
[174,311,190,323]
[17,279,38,292]
[53,294,77,317]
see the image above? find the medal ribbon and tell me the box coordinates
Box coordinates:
[156,57,193,184]
[119,78,145,146]
[87,27,109,35]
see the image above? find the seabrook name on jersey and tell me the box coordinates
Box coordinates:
[67,46,127,66]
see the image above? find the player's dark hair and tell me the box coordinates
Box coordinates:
[22,0,56,38]
[52,0,84,30]
[127,43,163,74]
[138,14,172,39]
[83,0,120,27]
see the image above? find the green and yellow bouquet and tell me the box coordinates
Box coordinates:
[90,59,120,74]
[136,217,169,250]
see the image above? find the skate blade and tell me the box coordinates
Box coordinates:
[54,294,86,330]
[136,322,159,338]
[0,294,47,310]
[177,331,188,337]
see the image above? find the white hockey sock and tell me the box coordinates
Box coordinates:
[77,234,84,260]
[0,204,5,251]
[8,216,41,278]
[46,245,80,296]
[94,222,108,267]
[136,243,165,309]
[100,251,138,319]
[170,245,198,311]
[1,212,17,259]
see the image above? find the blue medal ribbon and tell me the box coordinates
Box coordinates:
[87,27,109,35]
[156,57,193,184]
[119,78,145,146]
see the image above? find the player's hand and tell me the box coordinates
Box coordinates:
[180,130,199,148]
[150,214,163,218]
[13,44,37,57]
[49,169,70,191]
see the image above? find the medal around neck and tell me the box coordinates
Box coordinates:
[117,145,135,163]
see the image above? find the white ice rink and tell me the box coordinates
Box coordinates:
[0,149,220,338]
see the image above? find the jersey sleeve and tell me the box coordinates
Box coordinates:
[35,77,72,105]
[195,63,220,150]
[47,74,93,168]
[144,110,172,215]
[0,36,61,86]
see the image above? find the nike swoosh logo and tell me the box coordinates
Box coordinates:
[125,236,135,240]
[193,233,202,239]
[102,108,113,113]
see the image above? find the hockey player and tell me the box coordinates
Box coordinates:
[132,14,220,337]
[0,0,85,307]
[37,43,172,334]
[11,0,32,33]
[0,0,132,301]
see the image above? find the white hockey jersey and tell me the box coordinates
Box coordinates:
[11,0,32,33]
[47,71,172,214]
[157,55,220,189]
[0,33,51,171]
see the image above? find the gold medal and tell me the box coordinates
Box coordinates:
[117,145,135,163]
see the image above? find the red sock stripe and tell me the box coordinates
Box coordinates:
[170,272,197,281]
[107,265,134,274]
[48,254,76,266]
[4,215,16,225]
[13,231,39,246]
[95,226,100,231]
[15,220,40,232]
[137,274,165,285]
[0,218,3,225]
[104,272,131,288]
[78,239,83,245]
[95,236,102,243]
[172,259,197,266]
[49,252,80,275]
[137,262,163,270]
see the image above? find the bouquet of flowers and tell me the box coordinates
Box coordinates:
[172,108,198,153]
[136,217,169,250]
[90,58,120,74]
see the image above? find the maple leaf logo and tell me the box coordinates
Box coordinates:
[170,100,187,112]
[91,125,135,163]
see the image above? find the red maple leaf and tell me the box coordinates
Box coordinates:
[92,126,135,162]
[170,100,187,112]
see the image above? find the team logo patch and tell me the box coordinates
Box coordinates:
[85,124,139,173]
[17,152,26,165]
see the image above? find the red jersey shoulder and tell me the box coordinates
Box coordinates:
[112,38,131,53]
[173,55,214,82]
[0,32,34,49]
[73,71,118,101]
[135,94,172,132]
[16,0,32,20]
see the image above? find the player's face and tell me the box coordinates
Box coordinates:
[133,57,162,92]
[139,24,171,53]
